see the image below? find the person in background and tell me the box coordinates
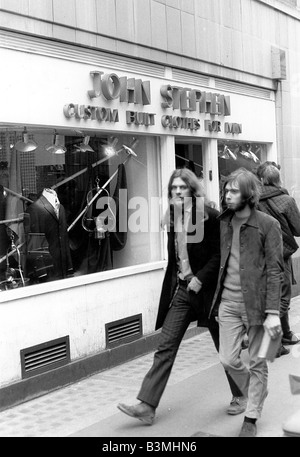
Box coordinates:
[117,168,245,426]
[256,162,300,355]
[210,168,284,437]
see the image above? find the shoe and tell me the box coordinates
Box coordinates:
[276,344,290,358]
[227,396,247,415]
[117,402,155,425]
[238,421,257,437]
[282,410,300,437]
[282,332,300,345]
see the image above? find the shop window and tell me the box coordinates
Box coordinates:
[218,141,266,176]
[0,130,161,291]
[175,142,203,179]
[218,140,267,206]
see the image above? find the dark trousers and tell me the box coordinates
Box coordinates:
[280,258,293,337]
[137,284,242,408]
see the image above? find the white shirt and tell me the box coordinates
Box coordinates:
[42,188,60,218]
[174,202,193,281]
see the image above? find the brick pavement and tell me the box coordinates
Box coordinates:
[0,297,299,437]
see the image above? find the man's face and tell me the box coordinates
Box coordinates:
[225,181,245,212]
[171,177,192,207]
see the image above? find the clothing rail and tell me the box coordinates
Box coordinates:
[175,155,203,169]
[4,187,33,203]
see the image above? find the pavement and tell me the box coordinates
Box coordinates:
[0,298,300,438]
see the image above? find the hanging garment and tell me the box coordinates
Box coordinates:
[110,163,128,252]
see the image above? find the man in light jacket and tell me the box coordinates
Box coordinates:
[210,168,284,437]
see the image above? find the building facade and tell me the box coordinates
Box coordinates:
[0,0,300,409]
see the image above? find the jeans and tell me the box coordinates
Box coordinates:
[218,299,268,419]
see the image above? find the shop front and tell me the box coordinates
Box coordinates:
[0,37,278,407]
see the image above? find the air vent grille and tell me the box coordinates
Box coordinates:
[106,314,142,348]
[215,79,272,99]
[172,69,210,87]
[20,336,70,379]
[0,30,165,78]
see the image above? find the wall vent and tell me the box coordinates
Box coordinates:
[215,79,272,100]
[172,69,210,88]
[105,314,142,348]
[20,336,70,379]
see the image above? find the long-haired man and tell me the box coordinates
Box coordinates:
[117,168,244,425]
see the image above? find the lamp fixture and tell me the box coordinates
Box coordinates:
[102,137,119,157]
[121,138,138,157]
[15,127,37,152]
[45,131,67,155]
[74,136,95,153]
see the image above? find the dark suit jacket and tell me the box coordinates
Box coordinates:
[26,195,73,279]
[155,204,220,330]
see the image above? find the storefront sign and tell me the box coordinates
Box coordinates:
[63,104,119,122]
[63,70,242,135]
[88,71,151,105]
[160,85,231,115]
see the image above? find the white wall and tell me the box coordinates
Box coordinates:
[0,263,165,388]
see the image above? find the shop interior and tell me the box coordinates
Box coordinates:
[0,127,161,291]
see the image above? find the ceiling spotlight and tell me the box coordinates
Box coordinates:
[103,137,119,157]
[15,127,38,152]
[45,131,67,155]
[121,138,139,157]
[74,136,95,153]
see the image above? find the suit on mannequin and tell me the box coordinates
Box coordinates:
[26,189,73,280]
[0,184,10,268]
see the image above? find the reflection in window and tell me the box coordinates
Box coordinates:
[175,142,203,179]
[0,131,161,291]
[218,140,267,207]
[218,141,266,177]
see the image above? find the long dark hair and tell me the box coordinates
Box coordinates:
[167,168,205,200]
[164,169,208,230]
[222,167,261,209]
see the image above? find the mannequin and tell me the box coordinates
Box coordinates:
[26,188,73,281]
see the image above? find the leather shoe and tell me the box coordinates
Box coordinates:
[282,332,300,345]
[276,344,290,358]
[117,402,155,425]
[238,421,257,437]
[227,396,247,415]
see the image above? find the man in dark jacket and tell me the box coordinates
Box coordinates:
[256,162,300,351]
[117,168,245,425]
[210,168,284,437]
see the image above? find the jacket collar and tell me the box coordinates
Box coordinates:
[259,185,287,201]
[219,207,259,228]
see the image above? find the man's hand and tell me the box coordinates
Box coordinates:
[263,314,282,340]
[187,276,202,294]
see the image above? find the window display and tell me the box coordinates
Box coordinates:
[175,142,203,179]
[218,141,266,177]
[0,130,162,291]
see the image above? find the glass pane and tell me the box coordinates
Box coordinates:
[218,141,267,178]
[0,131,161,291]
[175,142,203,179]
